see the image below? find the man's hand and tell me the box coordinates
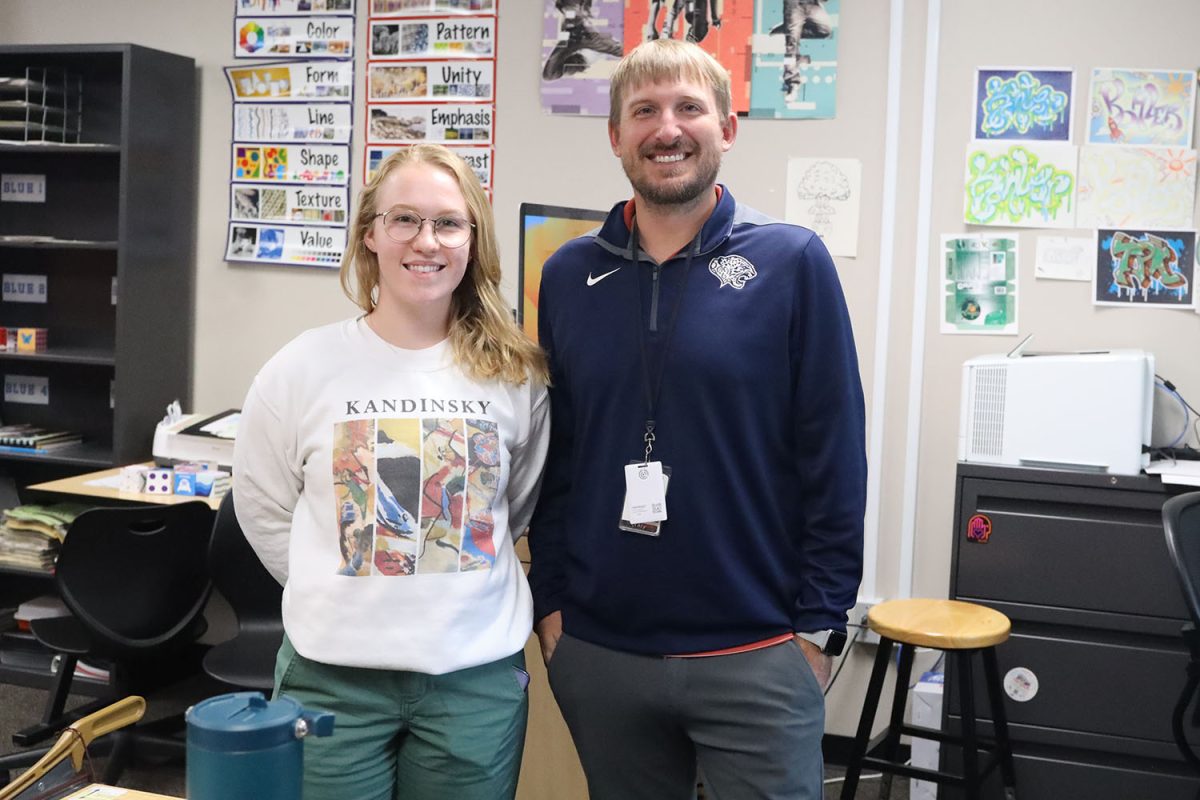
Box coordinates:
[535,611,564,666]
[794,635,833,689]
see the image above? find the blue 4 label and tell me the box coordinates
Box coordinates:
[4,375,49,405]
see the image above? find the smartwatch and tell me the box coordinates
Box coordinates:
[796,629,847,656]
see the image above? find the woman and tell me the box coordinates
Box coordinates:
[233,144,549,800]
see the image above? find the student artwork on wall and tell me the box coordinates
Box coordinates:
[625,0,755,114]
[518,203,608,341]
[234,15,355,58]
[940,234,1019,335]
[784,157,861,258]
[1034,235,1092,282]
[749,0,839,119]
[972,67,1073,142]
[1076,146,1197,229]
[1093,228,1196,310]
[540,0,624,116]
[226,61,354,101]
[1086,68,1197,146]
[963,142,1077,228]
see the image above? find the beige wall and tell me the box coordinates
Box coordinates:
[4,0,1199,748]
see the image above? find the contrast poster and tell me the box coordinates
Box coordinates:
[963,142,1077,228]
[784,157,861,258]
[540,0,623,116]
[365,144,493,188]
[749,0,839,119]
[1093,228,1196,309]
[234,15,355,58]
[973,67,1073,142]
[1076,146,1197,229]
[1087,68,1197,146]
[941,235,1019,335]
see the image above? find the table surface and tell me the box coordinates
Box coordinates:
[62,784,181,799]
[26,463,223,511]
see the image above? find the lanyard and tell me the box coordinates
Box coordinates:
[630,223,700,464]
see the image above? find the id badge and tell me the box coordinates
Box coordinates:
[619,461,670,536]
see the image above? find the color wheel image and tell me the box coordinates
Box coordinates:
[240,22,265,54]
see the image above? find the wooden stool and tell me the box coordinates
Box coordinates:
[840,598,1018,800]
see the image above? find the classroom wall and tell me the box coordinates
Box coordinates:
[3,0,1198,742]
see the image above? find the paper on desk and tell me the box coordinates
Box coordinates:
[83,475,124,489]
[1146,460,1200,487]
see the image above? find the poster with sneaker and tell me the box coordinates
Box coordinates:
[749,0,839,119]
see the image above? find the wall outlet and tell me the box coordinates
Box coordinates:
[850,596,883,645]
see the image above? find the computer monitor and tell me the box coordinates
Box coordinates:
[517,202,607,342]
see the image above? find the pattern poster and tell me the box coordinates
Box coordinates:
[749,0,839,119]
[973,67,1073,142]
[963,142,1077,228]
[1087,68,1197,146]
[540,0,624,116]
[1093,228,1196,309]
[941,234,1019,335]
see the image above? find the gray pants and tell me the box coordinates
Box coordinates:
[547,633,826,800]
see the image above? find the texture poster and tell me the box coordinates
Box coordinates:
[941,235,1019,335]
[230,184,351,226]
[540,0,624,116]
[1076,146,1197,229]
[1093,228,1196,309]
[749,0,839,119]
[973,67,1073,142]
[963,142,1077,228]
[784,157,861,258]
[1087,68,1197,146]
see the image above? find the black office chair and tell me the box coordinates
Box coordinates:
[202,491,284,691]
[13,502,214,783]
[1162,490,1200,774]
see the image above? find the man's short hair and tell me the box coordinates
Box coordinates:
[608,39,732,126]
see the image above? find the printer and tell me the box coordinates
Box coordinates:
[152,409,239,470]
[958,349,1154,476]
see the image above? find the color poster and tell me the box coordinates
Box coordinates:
[1093,228,1196,309]
[1076,146,1197,229]
[366,144,493,188]
[963,142,1077,228]
[370,17,494,59]
[237,0,354,14]
[368,60,495,102]
[973,67,1073,142]
[226,221,347,268]
[234,103,353,143]
[226,61,354,101]
[540,0,624,116]
[232,143,350,184]
[367,103,492,144]
[784,157,861,258]
[624,0,754,115]
[1087,68,1197,146]
[940,234,1019,335]
[230,184,351,226]
[235,15,354,59]
[371,0,495,15]
[749,0,839,119]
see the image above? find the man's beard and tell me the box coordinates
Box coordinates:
[622,143,722,208]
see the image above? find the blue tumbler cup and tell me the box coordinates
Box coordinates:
[186,691,334,800]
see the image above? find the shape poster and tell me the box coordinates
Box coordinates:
[1077,146,1197,229]
[1087,68,1197,146]
[226,60,353,101]
[540,0,623,116]
[366,144,493,188]
[237,0,354,14]
[235,15,354,59]
[368,60,495,102]
[941,234,1019,335]
[964,142,1077,228]
[973,67,1073,142]
[367,103,492,144]
[784,157,861,258]
[749,0,839,119]
[1094,228,1196,309]
[371,0,495,15]
[625,0,755,115]
[231,184,351,226]
[226,222,347,268]
[370,17,495,59]
[232,143,350,184]
[235,102,353,143]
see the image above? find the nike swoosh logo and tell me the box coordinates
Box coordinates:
[586,267,621,286]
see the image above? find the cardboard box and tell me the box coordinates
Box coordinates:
[911,671,944,800]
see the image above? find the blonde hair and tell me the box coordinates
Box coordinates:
[340,144,547,386]
[608,38,732,126]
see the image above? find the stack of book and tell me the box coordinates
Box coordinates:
[0,503,90,572]
[0,424,82,454]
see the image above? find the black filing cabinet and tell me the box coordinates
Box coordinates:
[946,464,1199,798]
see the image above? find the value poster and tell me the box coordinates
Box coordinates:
[369,17,495,59]
[1087,68,1197,146]
[749,0,839,119]
[226,222,347,268]
[366,103,492,144]
[973,67,1073,142]
[365,144,493,188]
[235,15,354,58]
[1076,146,1197,230]
[231,143,350,184]
[226,61,354,101]
[236,0,354,14]
[368,60,494,102]
[1093,228,1196,309]
[540,0,623,116]
[370,0,495,15]
[963,142,1077,228]
[234,102,353,142]
[230,184,351,226]
[941,234,1019,335]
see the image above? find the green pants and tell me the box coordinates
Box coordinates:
[274,635,529,800]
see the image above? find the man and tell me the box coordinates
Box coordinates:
[528,38,866,800]
[542,0,623,81]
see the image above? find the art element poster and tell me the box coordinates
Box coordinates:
[231,143,350,184]
[226,61,353,102]
[963,142,1077,228]
[237,0,353,13]
[1087,68,1197,146]
[973,68,1073,142]
[1093,228,1196,309]
[369,17,495,59]
[540,0,623,116]
[1076,146,1197,229]
[365,144,492,188]
[367,103,492,144]
[784,157,861,258]
[749,0,839,119]
[235,16,354,59]
[234,103,353,143]
[370,0,495,15]
[368,60,494,102]
[225,221,347,267]
[941,235,1019,335]
[230,184,350,227]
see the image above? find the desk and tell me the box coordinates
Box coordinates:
[26,464,223,511]
[62,784,180,799]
